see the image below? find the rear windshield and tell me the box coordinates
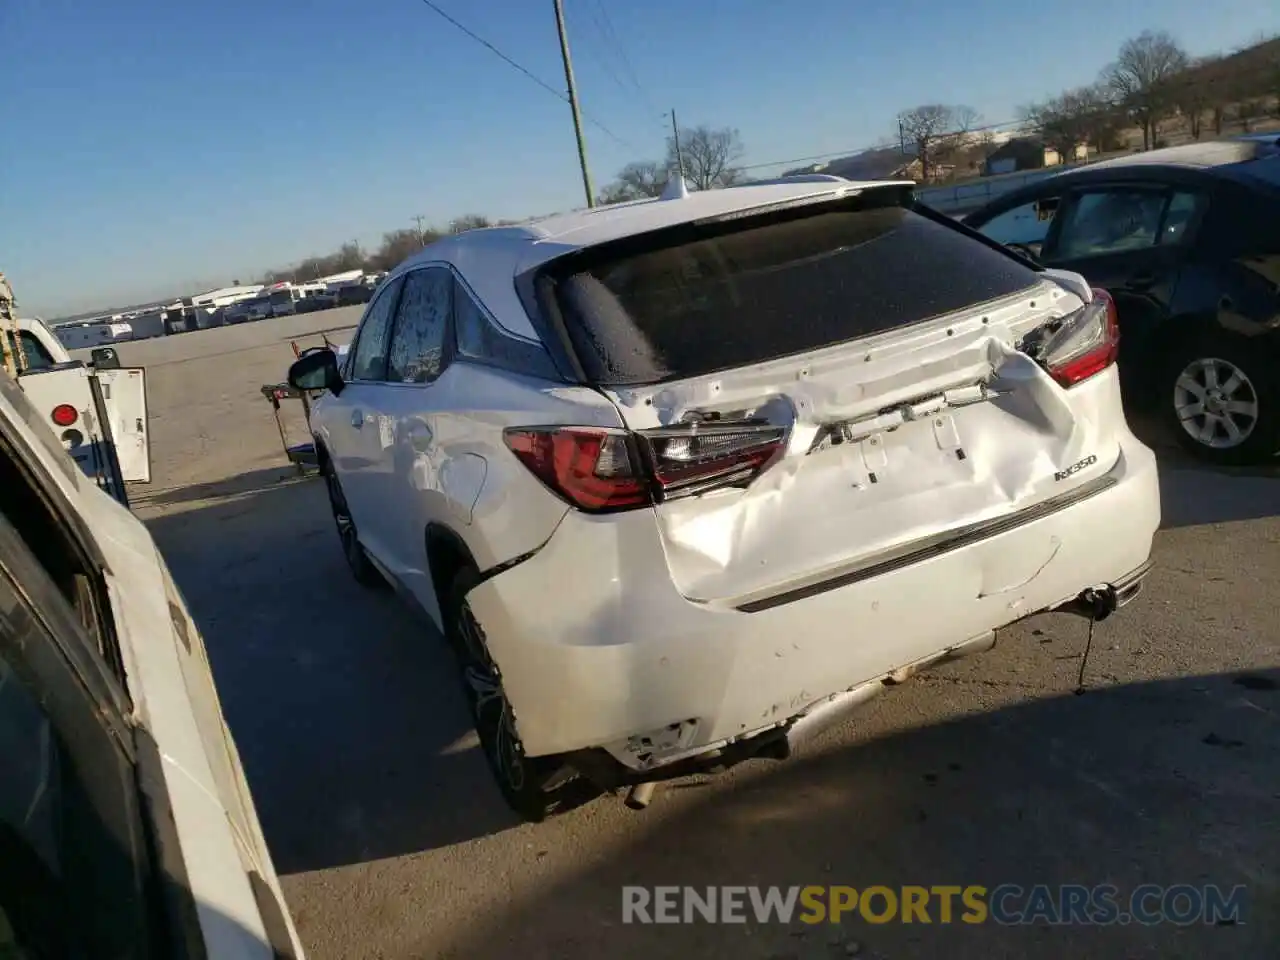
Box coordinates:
[550,202,1041,385]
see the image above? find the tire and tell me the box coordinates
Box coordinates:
[322,460,385,588]
[1161,335,1280,466]
[445,568,575,822]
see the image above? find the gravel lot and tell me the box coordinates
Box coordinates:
[111,312,1279,960]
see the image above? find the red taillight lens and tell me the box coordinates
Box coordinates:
[504,421,789,512]
[504,428,649,512]
[51,404,78,427]
[1040,288,1120,388]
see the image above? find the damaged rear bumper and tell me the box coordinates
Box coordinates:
[465,435,1160,774]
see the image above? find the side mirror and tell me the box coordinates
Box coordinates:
[288,348,343,394]
[91,347,121,369]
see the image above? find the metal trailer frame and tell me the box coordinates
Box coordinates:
[261,337,339,475]
[260,382,319,475]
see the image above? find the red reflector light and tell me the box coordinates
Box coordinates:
[1042,288,1120,388]
[51,404,79,427]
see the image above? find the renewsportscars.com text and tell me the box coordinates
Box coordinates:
[622,884,1246,926]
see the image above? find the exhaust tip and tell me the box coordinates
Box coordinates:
[625,782,657,810]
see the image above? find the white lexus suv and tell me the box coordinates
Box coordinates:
[289,177,1160,821]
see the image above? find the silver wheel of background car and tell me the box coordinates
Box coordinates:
[456,600,526,793]
[1173,356,1259,450]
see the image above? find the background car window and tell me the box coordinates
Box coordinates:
[4,331,55,371]
[972,197,1060,248]
[1159,191,1204,246]
[1054,190,1167,259]
[348,276,403,381]
[387,268,451,384]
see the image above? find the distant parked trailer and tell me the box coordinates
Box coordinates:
[54,321,119,350]
[128,312,167,340]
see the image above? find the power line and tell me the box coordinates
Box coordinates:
[412,0,638,149]
[588,0,656,116]
[578,6,638,107]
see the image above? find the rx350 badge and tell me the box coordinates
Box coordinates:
[1055,454,1097,482]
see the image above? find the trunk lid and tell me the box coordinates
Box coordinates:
[536,190,1126,607]
[598,278,1120,606]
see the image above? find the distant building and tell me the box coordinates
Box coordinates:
[984,137,1048,176]
[189,284,264,308]
[984,137,1090,176]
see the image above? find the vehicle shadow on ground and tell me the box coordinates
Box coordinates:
[141,477,524,875]
[137,437,1278,879]
[130,465,306,508]
[1127,413,1280,529]
[443,668,1280,960]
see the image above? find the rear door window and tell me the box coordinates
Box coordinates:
[1158,191,1205,246]
[386,268,451,384]
[1051,189,1169,259]
[347,275,404,381]
[548,199,1041,385]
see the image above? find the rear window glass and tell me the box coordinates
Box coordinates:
[551,204,1041,385]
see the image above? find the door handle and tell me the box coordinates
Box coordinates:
[351,409,364,429]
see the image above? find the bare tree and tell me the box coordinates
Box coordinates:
[1022,93,1086,160]
[1103,31,1190,150]
[371,228,434,272]
[599,160,670,203]
[895,104,978,181]
[449,214,492,234]
[1163,54,1223,139]
[666,125,745,191]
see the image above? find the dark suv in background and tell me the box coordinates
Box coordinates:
[963,134,1280,465]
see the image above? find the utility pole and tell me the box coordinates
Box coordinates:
[669,109,685,182]
[553,0,595,207]
[412,216,428,246]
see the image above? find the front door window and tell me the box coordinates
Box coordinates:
[972,196,1061,257]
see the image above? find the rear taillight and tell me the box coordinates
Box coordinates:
[51,404,78,427]
[636,422,787,500]
[503,421,788,513]
[1039,288,1120,388]
[504,428,649,512]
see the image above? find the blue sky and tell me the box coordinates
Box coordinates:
[4,0,1278,316]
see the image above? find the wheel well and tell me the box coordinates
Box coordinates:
[1151,317,1219,367]
[425,524,478,613]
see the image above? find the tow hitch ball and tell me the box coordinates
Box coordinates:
[1072,584,1118,696]
[1082,585,1118,621]
[1065,584,1119,621]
